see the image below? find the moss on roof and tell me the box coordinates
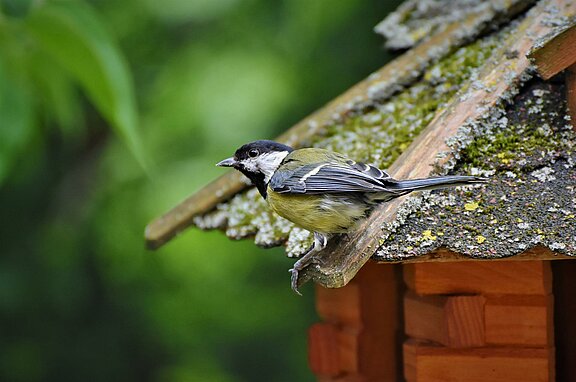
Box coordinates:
[374,0,535,49]
[376,80,576,260]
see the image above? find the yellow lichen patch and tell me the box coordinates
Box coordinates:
[422,230,437,241]
[476,235,486,244]
[464,201,479,211]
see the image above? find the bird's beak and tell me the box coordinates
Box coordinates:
[216,157,237,167]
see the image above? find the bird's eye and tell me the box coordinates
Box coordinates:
[248,149,259,158]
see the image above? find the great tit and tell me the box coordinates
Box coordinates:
[217,140,486,294]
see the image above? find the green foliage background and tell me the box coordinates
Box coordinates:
[0,0,398,380]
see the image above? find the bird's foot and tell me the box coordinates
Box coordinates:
[289,256,321,296]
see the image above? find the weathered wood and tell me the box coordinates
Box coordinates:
[404,340,555,382]
[528,21,576,80]
[404,292,486,348]
[145,1,532,250]
[528,19,576,130]
[404,261,552,295]
[298,0,576,289]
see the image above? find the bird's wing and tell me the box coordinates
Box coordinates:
[270,159,399,195]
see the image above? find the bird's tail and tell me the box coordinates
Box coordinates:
[386,175,487,192]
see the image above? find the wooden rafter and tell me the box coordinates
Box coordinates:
[528,20,576,131]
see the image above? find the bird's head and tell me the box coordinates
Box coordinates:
[217,140,293,195]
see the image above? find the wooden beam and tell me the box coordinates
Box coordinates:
[484,295,554,347]
[309,323,342,377]
[404,340,555,382]
[405,292,554,348]
[528,19,576,131]
[404,292,486,348]
[528,22,576,80]
[403,261,552,295]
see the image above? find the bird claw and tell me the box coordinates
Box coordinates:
[289,268,302,296]
[289,256,323,296]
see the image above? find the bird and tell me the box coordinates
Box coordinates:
[217,140,486,294]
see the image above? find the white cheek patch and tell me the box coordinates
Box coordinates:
[238,150,290,184]
[241,157,259,173]
[259,151,290,183]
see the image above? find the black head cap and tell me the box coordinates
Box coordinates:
[234,140,293,161]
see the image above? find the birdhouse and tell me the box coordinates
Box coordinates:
[146,0,576,380]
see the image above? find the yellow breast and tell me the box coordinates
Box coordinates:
[266,187,367,234]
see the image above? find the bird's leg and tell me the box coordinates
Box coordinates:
[289,232,329,295]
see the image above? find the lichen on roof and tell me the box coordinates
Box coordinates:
[374,0,535,49]
[376,80,576,261]
[193,24,514,257]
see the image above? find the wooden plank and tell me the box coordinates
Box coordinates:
[404,292,485,348]
[307,324,360,378]
[336,328,359,375]
[485,295,554,347]
[355,263,399,382]
[316,283,361,327]
[404,293,447,345]
[444,295,485,348]
[404,340,555,382]
[298,0,576,290]
[404,261,552,295]
[528,22,576,79]
[308,323,341,377]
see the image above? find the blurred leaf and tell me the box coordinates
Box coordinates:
[0,0,34,17]
[144,0,240,23]
[28,51,83,135]
[0,60,35,184]
[26,1,148,170]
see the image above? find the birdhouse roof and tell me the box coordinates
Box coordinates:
[146,0,576,289]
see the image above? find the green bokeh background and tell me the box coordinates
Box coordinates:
[0,0,398,380]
